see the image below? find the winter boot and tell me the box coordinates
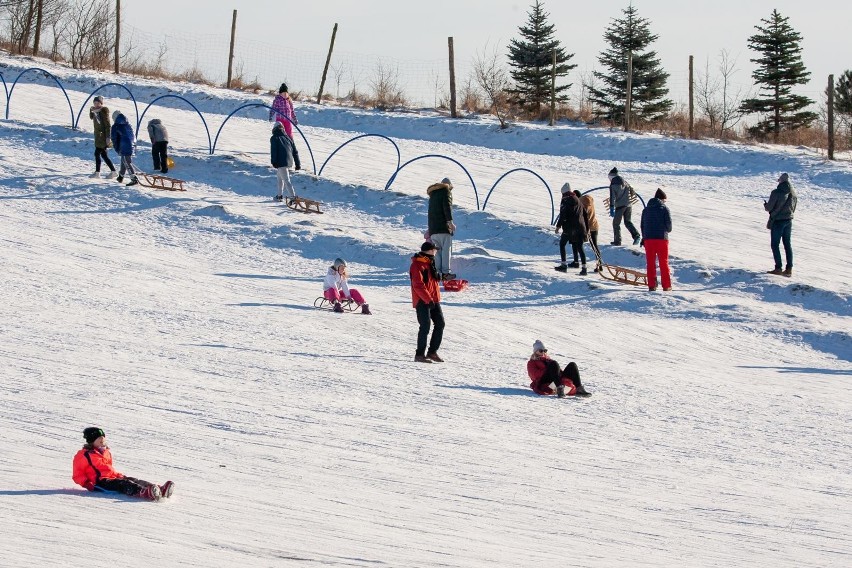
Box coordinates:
[633,235,642,246]
[610,240,621,246]
[332,302,344,313]
[160,480,175,499]
[574,384,591,397]
[767,267,783,275]
[139,485,162,501]
[554,264,568,272]
[442,272,457,281]
[105,171,117,179]
[567,261,580,268]
[116,175,124,183]
[649,287,657,291]
[556,385,566,398]
[579,265,588,276]
[274,194,284,202]
[89,171,101,178]
[426,351,444,363]
[126,177,139,187]
[360,303,372,315]
[782,266,792,277]
[414,354,433,363]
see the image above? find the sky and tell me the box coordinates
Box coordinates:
[122,1,849,107]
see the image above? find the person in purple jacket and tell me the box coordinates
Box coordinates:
[269,83,301,170]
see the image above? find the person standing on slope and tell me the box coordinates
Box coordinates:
[270,122,297,202]
[410,242,445,363]
[554,183,589,275]
[427,177,456,281]
[579,191,602,272]
[764,173,797,277]
[608,167,641,246]
[88,96,117,179]
[640,189,673,291]
[269,83,302,171]
[110,110,139,186]
[323,258,371,314]
[72,427,173,501]
[146,118,170,174]
[527,340,591,398]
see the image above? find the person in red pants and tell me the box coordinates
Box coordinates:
[640,189,673,291]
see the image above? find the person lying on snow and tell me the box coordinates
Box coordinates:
[527,340,591,398]
[323,258,371,314]
[72,427,174,501]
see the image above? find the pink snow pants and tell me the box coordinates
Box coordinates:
[324,288,365,304]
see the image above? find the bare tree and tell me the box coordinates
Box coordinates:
[329,60,349,99]
[696,50,748,138]
[472,44,512,129]
[369,60,405,109]
[62,0,112,69]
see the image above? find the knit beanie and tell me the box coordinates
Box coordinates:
[93,95,103,104]
[654,189,667,200]
[279,83,288,94]
[111,110,121,122]
[83,427,105,444]
[421,241,437,252]
[533,339,547,352]
[609,167,618,176]
[560,182,572,194]
[441,177,453,189]
[778,173,789,183]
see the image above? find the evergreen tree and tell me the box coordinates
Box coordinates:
[740,10,817,139]
[507,0,576,116]
[834,70,852,116]
[587,4,672,124]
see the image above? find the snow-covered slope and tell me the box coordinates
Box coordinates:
[1,56,850,567]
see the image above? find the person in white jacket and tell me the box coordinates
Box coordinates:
[323,258,371,314]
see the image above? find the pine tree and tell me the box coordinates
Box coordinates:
[740,10,817,140]
[834,70,852,116]
[587,4,672,124]
[506,0,576,116]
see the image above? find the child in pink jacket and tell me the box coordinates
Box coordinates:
[269,83,301,170]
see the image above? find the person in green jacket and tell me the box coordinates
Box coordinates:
[88,96,117,179]
[427,177,456,280]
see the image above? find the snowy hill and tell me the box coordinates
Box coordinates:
[1,55,850,567]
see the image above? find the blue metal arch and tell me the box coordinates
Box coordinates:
[0,73,8,109]
[581,185,646,208]
[384,154,479,210]
[483,168,555,225]
[319,133,400,177]
[138,94,212,154]
[74,83,139,130]
[6,67,74,126]
[211,103,317,174]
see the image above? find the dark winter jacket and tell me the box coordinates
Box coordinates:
[110,114,135,156]
[147,119,168,143]
[555,192,589,243]
[270,123,295,168]
[89,106,112,149]
[427,182,454,235]
[409,252,441,308]
[640,198,672,240]
[764,180,797,224]
[609,175,632,209]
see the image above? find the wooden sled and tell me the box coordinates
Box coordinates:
[589,240,648,287]
[603,187,639,209]
[139,173,186,191]
[286,196,323,214]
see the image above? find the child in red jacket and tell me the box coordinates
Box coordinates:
[527,340,591,397]
[72,427,174,501]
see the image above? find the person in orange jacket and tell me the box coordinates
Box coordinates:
[410,241,445,363]
[72,427,174,501]
[527,340,591,398]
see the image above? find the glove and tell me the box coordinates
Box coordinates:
[554,226,560,233]
[609,208,615,218]
[640,239,645,248]
[448,221,456,234]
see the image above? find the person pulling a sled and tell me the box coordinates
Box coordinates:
[410,242,445,363]
[269,83,301,171]
[110,110,139,186]
[554,182,590,275]
[323,258,371,314]
[608,167,641,246]
[271,122,297,202]
[527,340,590,398]
[72,427,173,501]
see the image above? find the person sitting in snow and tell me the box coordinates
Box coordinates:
[323,258,371,314]
[72,427,173,501]
[110,110,139,186]
[270,122,297,202]
[527,340,591,398]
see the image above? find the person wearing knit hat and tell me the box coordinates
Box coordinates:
[426,177,457,281]
[640,188,673,291]
[527,340,591,398]
[577,190,602,272]
[553,182,590,275]
[269,82,301,170]
[764,173,797,276]
[607,167,641,246]
[109,110,140,187]
[87,96,117,179]
[409,241,446,363]
[322,257,371,314]
[72,428,174,501]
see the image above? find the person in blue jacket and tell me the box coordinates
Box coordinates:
[110,110,139,186]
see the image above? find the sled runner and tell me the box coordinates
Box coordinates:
[442,278,469,292]
[286,196,323,214]
[313,297,357,311]
[589,239,648,287]
[138,173,186,191]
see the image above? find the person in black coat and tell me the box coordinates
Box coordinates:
[640,189,673,291]
[554,183,590,275]
[270,122,297,201]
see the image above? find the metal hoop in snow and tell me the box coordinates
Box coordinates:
[384,154,479,210]
[319,133,400,177]
[6,67,74,126]
[138,94,212,154]
[483,168,555,225]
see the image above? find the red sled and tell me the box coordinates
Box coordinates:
[442,279,469,292]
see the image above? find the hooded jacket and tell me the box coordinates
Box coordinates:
[89,106,112,149]
[580,194,599,232]
[147,119,168,143]
[72,445,124,491]
[640,197,672,240]
[555,191,589,243]
[409,252,441,308]
[609,174,632,209]
[110,113,136,156]
[427,182,454,235]
[269,93,296,125]
[764,180,797,223]
[270,123,295,168]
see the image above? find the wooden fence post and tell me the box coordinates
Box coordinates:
[549,49,556,126]
[448,37,457,117]
[317,23,338,104]
[828,74,835,161]
[114,0,120,74]
[688,55,695,139]
[227,10,237,88]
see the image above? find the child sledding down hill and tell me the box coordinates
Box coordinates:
[72,427,174,501]
[323,258,371,314]
[527,340,591,397]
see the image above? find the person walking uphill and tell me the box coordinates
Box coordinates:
[427,178,456,281]
[410,242,445,363]
[580,191,602,272]
[269,83,301,171]
[554,183,589,275]
[640,189,673,291]
[88,96,117,178]
[146,118,169,174]
[608,167,641,246]
[110,110,139,186]
[72,427,174,501]
[764,173,797,277]
[270,122,297,201]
